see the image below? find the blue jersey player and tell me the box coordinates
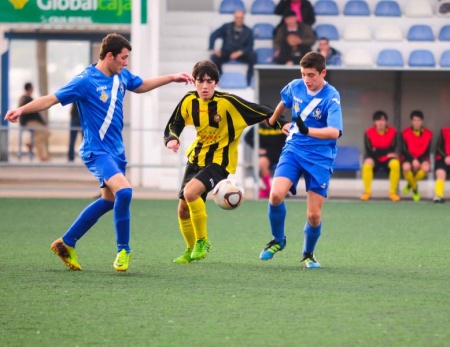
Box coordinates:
[4,33,194,272]
[260,51,343,268]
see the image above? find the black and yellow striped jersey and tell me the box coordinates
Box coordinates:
[164,91,273,174]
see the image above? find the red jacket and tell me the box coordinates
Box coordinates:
[364,126,397,163]
[401,127,432,162]
[435,128,450,160]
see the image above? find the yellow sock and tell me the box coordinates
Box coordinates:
[186,197,208,240]
[414,169,426,182]
[435,179,445,198]
[178,217,195,250]
[362,163,373,194]
[403,170,416,190]
[388,159,400,194]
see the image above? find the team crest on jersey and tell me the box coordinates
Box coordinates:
[313,108,322,120]
[213,114,221,123]
[99,91,108,103]
[119,84,125,95]
[294,102,300,114]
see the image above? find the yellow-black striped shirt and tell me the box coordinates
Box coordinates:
[164,91,273,173]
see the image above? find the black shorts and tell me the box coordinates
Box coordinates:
[178,162,229,201]
[401,157,429,165]
[435,159,450,175]
[373,158,394,173]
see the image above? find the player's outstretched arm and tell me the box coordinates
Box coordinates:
[307,127,340,140]
[134,73,194,94]
[4,94,60,123]
[267,101,287,128]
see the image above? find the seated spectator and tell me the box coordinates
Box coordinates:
[244,121,288,198]
[18,82,51,162]
[400,110,432,202]
[361,110,401,202]
[209,10,256,86]
[317,37,341,66]
[433,126,450,203]
[273,10,316,61]
[274,0,316,33]
[275,33,310,65]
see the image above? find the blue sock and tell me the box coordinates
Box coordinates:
[62,198,114,247]
[302,221,322,255]
[114,188,132,253]
[268,202,286,242]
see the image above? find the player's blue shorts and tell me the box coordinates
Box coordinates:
[274,149,332,198]
[82,152,127,188]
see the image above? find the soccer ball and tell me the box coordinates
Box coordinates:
[213,179,245,210]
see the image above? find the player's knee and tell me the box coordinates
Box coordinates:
[269,190,285,205]
[115,187,133,207]
[389,159,400,173]
[307,211,321,226]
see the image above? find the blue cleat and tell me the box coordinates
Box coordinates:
[302,253,321,268]
[260,237,286,260]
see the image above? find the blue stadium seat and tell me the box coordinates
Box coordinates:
[407,24,434,41]
[374,1,401,16]
[439,50,450,67]
[408,50,436,67]
[219,72,247,89]
[256,47,275,64]
[250,0,275,14]
[334,146,361,171]
[219,0,246,14]
[314,1,339,15]
[438,25,450,41]
[253,23,275,40]
[315,24,340,40]
[343,0,370,16]
[377,49,404,67]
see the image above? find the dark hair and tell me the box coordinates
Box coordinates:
[24,82,32,91]
[99,33,132,60]
[410,110,424,120]
[373,110,388,121]
[300,51,326,72]
[319,37,330,43]
[283,10,297,19]
[192,60,220,83]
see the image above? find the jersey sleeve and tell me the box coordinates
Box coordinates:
[164,93,191,145]
[325,90,343,136]
[280,82,293,109]
[122,69,143,91]
[222,93,273,126]
[54,74,87,106]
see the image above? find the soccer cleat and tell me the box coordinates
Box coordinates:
[190,239,212,261]
[389,193,400,202]
[50,238,82,271]
[260,237,286,261]
[412,189,421,202]
[433,196,445,203]
[360,193,371,201]
[302,253,321,268]
[114,249,131,272]
[173,248,193,264]
[402,184,411,195]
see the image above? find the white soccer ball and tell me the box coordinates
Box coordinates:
[213,179,245,210]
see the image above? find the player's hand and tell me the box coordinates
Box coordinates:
[295,116,309,135]
[282,122,291,136]
[172,72,195,85]
[4,109,21,123]
[265,118,281,130]
[166,139,180,153]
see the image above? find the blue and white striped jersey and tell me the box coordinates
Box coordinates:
[54,64,143,157]
[281,79,343,168]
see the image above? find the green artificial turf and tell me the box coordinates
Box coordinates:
[0,198,449,347]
